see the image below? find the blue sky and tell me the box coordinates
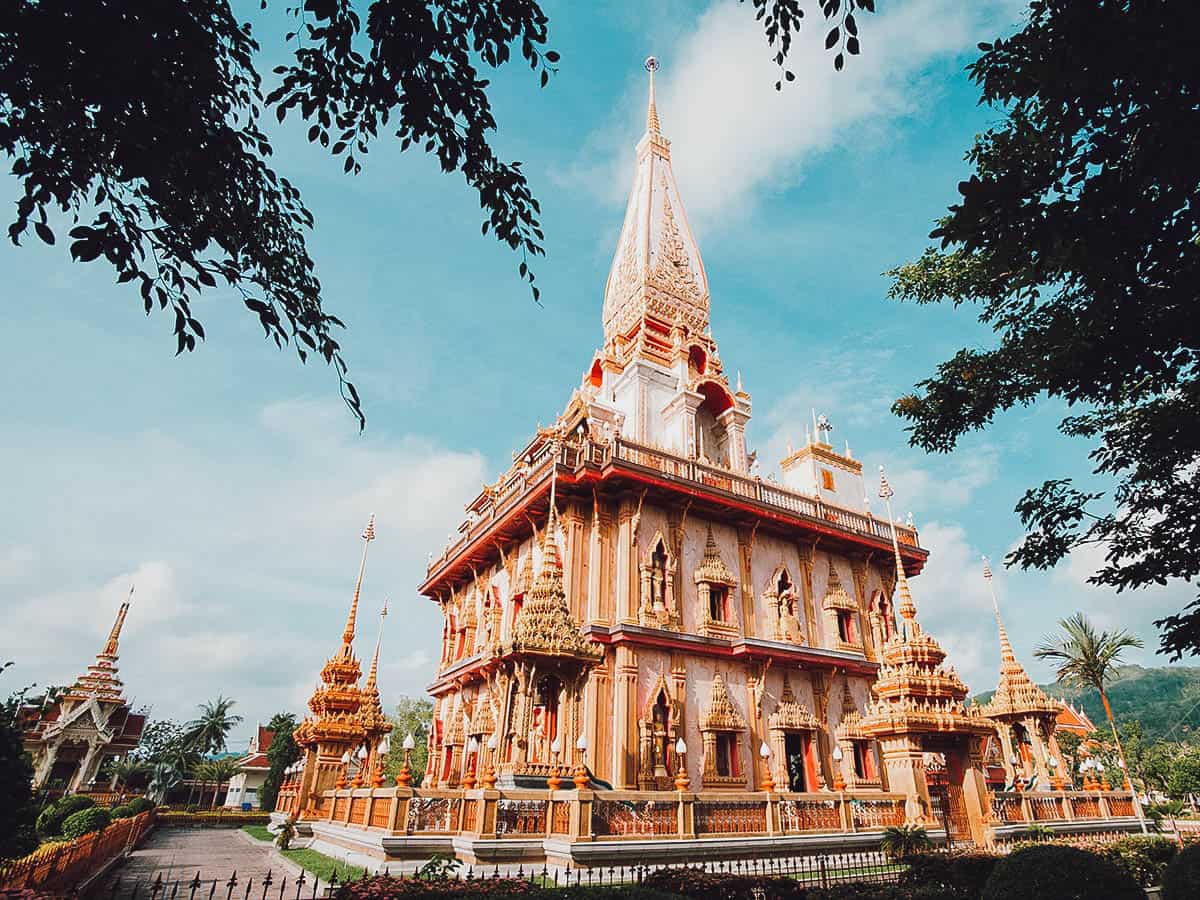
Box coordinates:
[1,0,1186,753]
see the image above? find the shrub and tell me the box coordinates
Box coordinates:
[981,844,1143,900]
[126,797,155,814]
[109,804,134,820]
[640,867,807,899]
[1096,835,1177,887]
[333,877,536,898]
[61,806,112,840]
[880,825,933,860]
[35,795,95,837]
[899,852,999,899]
[1163,842,1200,900]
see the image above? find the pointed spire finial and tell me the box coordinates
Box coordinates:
[879,465,918,635]
[982,555,1017,664]
[644,56,661,136]
[102,588,133,657]
[344,514,376,648]
[367,599,388,687]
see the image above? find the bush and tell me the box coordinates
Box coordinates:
[61,807,112,840]
[125,797,155,814]
[1096,835,1177,887]
[899,852,999,899]
[982,844,1143,900]
[1163,842,1200,900]
[640,867,808,899]
[109,804,134,820]
[333,877,537,898]
[35,795,96,837]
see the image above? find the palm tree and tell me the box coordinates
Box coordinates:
[197,758,241,809]
[147,762,182,805]
[184,696,244,755]
[879,824,932,860]
[1035,612,1143,779]
[108,758,148,795]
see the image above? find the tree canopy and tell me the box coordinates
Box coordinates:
[887,0,1200,659]
[384,696,433,786]
[2,0,873,429]
[259,711,300,812]
[184,695,244,755]
[0,663,38,862]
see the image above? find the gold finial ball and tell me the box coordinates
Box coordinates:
[644,56,659,73]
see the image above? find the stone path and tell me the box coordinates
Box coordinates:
[107,827,302,892]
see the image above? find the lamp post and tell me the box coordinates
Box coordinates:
[372,736,389,788]
[547,737,563,791]
[674,738,689,791]
[573,734,590,789]
[396,733,415,787]
[463,737,479,790]
[483,734,499,789]
[1097,760,1110,791]
[351,746,368,788]
[336,751,351,790]
[759,741,775,792]
[831,744,846,792]
[1011,754,1023,792]
[1049,755,1064,791]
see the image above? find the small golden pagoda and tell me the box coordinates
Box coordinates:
[979,558,1065,789]
[859,468,995,844]
[356,601,394,788]
[294,516,375,810]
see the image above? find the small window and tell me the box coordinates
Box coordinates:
[821,469,835,491]
[709,585,729,621]
[852,741,876,780]
[837,610,857,644]
[715,733,739,778]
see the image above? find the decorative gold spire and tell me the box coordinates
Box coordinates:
[102,589,132,657]
[342,514,376,651]
[879,466,918,634]
[980,557,1060,720]
[695,524,736,586]
[65,596,133,703]
[358,600,393,741]
[645,56,661,136]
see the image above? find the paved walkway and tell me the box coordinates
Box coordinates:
[106,827,304,894]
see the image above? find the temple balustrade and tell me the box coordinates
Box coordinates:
[424,437,922,586]
[291,784,1136,848]
[986,790,1136,825]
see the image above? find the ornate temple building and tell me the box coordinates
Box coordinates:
[21,596,146,796]
[278,61,1141,863]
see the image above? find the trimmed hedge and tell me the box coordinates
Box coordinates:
[109,804,134,820]
[641,867,808,899]
[35,795,96,837]
[898,853,998,899]
[981,845,1143,900]
[1163,842,1200,900]
[125,797,155,815]
[61,806,112,840]
[1095,835,1177,887]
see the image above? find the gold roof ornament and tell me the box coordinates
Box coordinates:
[296,516,374,750]
[506,471,603,664]
[858,469,993,739]
[701,672,746,732]
[603,56,710,343]
[979,557,1061,720]
[769,674,821,732]
[64,590,132,704]
[694,524,737,586]
[822,560,857,612]
[358,600,394,741]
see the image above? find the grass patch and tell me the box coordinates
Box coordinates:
[281,847,365,884]
[242,825,273,842]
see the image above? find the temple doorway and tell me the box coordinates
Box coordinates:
[784,733,808,792]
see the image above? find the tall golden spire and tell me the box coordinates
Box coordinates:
[342,514,376,652]
[878,466,919,636]
[982,556,1018,667]
[102,587,133,657]
[645,56,661,136]
[367,599,388,688]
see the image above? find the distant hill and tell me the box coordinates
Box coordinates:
[973,665,1200,743]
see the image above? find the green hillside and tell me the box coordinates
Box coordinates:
[973,665,1200,743]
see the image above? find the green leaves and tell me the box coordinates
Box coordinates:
[888,0,1200,660]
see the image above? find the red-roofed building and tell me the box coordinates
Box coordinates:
[1055,701,1098,736]
[224,724,276,808]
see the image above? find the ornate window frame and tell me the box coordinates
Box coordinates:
[700,673,747,788]
[822,560,864,655]
[763,566,805,645]
[638,531,679,629]
[766,675,826,792]
[694,525,739,640]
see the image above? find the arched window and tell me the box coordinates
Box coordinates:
[651,540,668,610]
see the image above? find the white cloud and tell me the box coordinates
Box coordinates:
[0,400,487,748]
[562,0,1024,229]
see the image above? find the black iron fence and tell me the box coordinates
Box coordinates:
[96,851,906,899]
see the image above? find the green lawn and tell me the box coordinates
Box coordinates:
[242,825,273,842]
[280,847,365,884]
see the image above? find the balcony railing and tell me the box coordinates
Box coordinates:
[426,437,922,580]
